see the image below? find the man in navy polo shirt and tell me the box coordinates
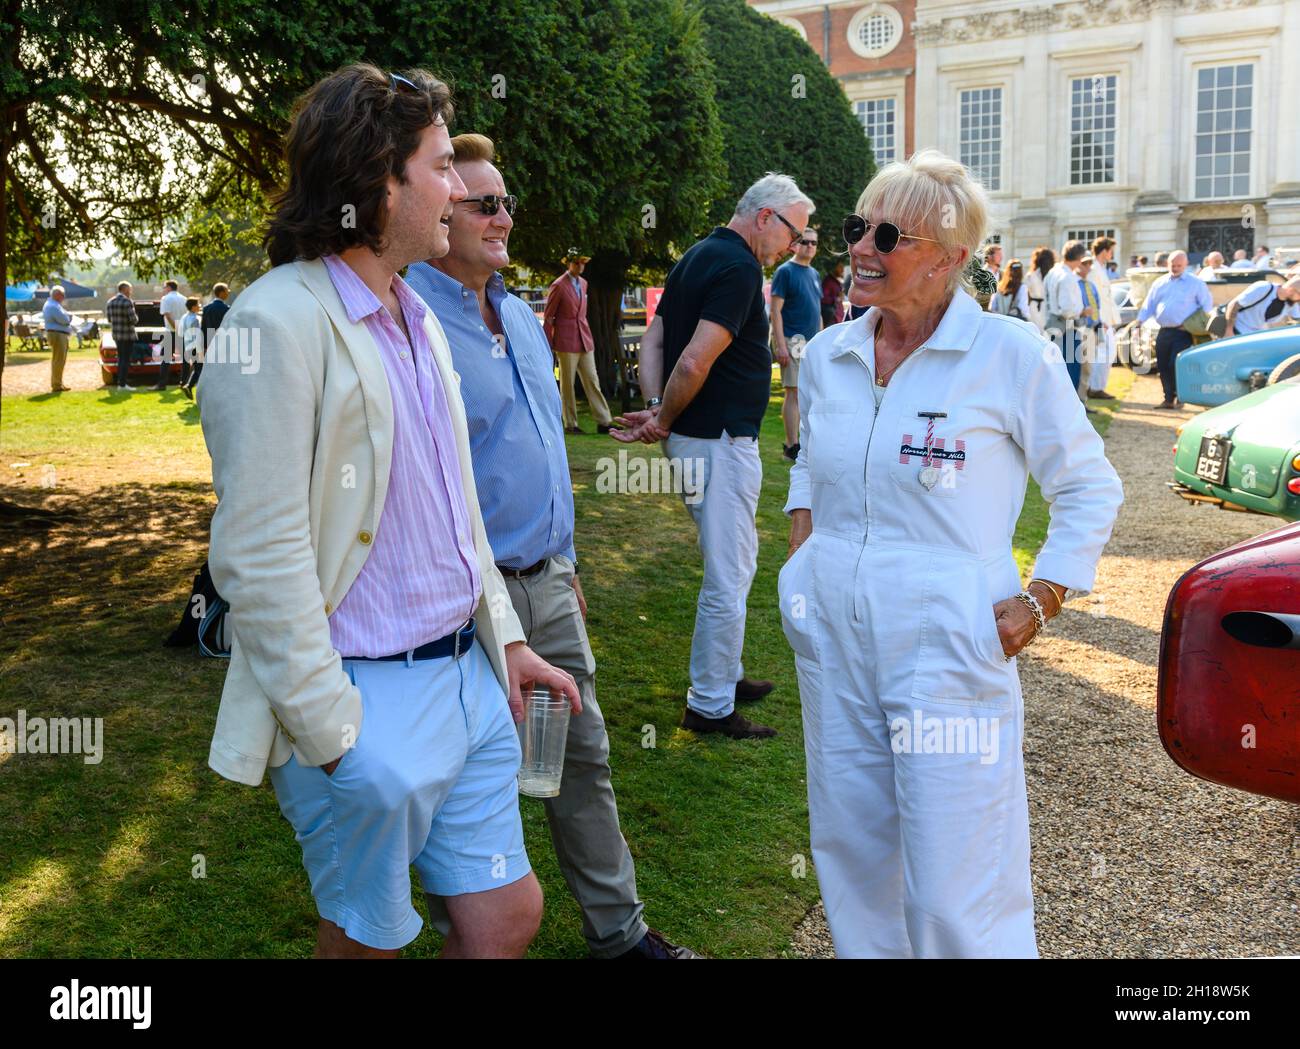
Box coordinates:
[612,173,815,740]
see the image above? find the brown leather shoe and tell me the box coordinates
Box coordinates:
[734,678,775,703]
[681,707,777,739]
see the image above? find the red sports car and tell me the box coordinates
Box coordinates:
[1159,522,1300,804]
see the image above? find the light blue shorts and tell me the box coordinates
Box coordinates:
[269,641,531,950]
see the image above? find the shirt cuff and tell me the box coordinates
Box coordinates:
[1030,550,1099,597]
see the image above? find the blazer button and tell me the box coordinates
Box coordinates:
[324,601,333,615]
[358,531,373,545]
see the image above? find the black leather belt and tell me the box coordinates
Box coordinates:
[348,618,476,662]
[497,559,547,578]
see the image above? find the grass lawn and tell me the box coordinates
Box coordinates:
[0,364,1131,958]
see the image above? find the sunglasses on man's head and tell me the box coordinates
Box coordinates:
[389,72,420,94]
[842,214,941,254]
[460,194,518,216]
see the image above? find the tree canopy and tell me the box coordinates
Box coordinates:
[699,0,876,274]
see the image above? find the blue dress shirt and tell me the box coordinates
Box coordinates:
[406,262,576,569]
[1137,271,1213,327]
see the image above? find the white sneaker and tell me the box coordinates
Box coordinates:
[119,384,136,391]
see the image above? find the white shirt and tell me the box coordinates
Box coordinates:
[1229,259,1255,270]
[1231,281,1300,335]
[1044,263,1084,318]
[1089,262,1120,327]
[785,291,1123,594]
[159,290,189,332]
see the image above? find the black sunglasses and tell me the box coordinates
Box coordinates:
[797,237,818,247]
[842,214,940,254]
[389,72,420,94]
[458,194,517,216]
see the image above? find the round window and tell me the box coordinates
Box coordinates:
[847,4,903,60]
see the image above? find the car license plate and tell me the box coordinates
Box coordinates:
[1195,434,1231,485]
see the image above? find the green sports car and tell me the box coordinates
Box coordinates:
[1169,376,1300,521]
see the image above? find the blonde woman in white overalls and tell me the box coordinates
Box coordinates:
[780,150,1123,958]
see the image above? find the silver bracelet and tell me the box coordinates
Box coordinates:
[1009,590,1047,660]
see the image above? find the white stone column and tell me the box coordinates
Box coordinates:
[1130,0,1181,258]
[1139,0,1177,197]
[1270,0,1300,194]
[913,22,941,152]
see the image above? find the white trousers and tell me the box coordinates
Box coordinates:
[664,431,762,718]
[1089,328,1115,393]
[781,535,1038,958]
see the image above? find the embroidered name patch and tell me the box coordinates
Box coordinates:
[899,435,966,467]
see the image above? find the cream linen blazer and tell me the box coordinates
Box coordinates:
[198,258,524,786]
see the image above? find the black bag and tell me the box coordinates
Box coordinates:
[165,561,231,658]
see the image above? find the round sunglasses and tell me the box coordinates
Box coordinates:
[842,214,940,254]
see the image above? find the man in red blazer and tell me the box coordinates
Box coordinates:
[543,250,613,434]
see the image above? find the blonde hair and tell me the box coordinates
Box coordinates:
[854,148,987,295]
[451,132,496,164]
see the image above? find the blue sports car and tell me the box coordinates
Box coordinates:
[1175,326,1300,407]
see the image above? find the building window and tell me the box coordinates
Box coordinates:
[959,87,1002,191]
[855,98,897,166]
[1194,63,1253,199]
[1065,228,1118,256]
[847,4,902,60]
[1069,75,1117,185]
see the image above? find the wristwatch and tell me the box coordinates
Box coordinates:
[645,397,663,409]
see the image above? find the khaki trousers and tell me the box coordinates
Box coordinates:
[559,351,612,429]
[47,331,70,390]
[425,556,647,956]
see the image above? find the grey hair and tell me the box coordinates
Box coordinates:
[50,285,66,296]
[733,172,815,220]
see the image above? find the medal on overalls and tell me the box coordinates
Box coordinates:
[917,411,946,490]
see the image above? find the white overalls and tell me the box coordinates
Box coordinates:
[780,290,1123,958]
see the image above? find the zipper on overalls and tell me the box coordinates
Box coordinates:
[850,353,881,623]
[849,343,925,622]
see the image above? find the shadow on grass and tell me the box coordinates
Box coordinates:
[0,481,317,957]
[0,439,823,958]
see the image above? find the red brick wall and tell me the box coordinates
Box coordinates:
[756,2,916,156]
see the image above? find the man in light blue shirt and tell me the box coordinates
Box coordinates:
[407,132,694,961]
[41,285,75,392]
[1137,250,1212,408]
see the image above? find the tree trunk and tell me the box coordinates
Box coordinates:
[586,276,624,405]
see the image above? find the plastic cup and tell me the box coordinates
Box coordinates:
[517,688,571,798]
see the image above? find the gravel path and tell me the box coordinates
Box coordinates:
[791,373,1299,958]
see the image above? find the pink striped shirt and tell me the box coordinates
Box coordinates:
[322,254,481,657]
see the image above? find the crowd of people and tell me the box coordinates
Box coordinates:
[105,279,231,397]
[193,63,1134,961]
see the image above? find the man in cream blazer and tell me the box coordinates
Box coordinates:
[199,63,579,959]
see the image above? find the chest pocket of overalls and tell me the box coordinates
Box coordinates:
[807,400,860,484]
[889,403,970,500]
